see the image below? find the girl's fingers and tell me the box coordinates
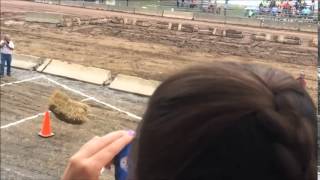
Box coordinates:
[75,131,127,159]
[78,136,100,152]
[90,132,134,168]
[62,130,135,180]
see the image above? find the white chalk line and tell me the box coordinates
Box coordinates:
[43,76,142,120]
[80,97,94,102]
[91,97,142,120]
[1,112,45,129]
[44,77,91,98]
[1,76,142,129]
[0,75,45,87]
[1,95,90,129]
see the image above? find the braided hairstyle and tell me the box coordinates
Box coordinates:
[129,62,316,180]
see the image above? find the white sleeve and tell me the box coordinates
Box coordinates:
[0,40,4,45]
[8,41,14,49]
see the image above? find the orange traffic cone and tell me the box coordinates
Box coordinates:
[38,111,54,138]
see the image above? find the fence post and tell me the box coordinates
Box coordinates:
[162,10,164,17]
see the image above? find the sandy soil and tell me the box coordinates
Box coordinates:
[2,0,317,37]
[1,69,145,179]
[0,8,317,102]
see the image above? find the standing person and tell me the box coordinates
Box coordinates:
[213,0,217,14]
[217,5,221,14]
[259,2,264,9]
[292,6,297,16]
[248,10,254,18]
[311,0,315,12]
[0,34,14,77]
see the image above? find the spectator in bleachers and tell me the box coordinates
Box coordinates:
[271,6,278,16]
[292,6,297,16]
[216,5,221,15]
[269,0,276,8]
[311,0,315,12]
[259,2,264,13]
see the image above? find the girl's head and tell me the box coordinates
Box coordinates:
[129,62,316,180]
[4,34,11,42]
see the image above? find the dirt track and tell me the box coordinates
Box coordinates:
[0,0,317,102]
[1,69,145,179]
[1,0,317,37]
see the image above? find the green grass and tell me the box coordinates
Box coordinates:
[127,1,247,18]
[226,5,247,17]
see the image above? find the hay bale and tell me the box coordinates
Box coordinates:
[181,23,194,33]
[310,38,318,47]
[252,35,266,41]
[226,33,243,39]
[213,28,224,36]
[72,17,81,26]
[283,39,301,45]
[265,34,273,41]
[225,29,242,34]
[225,29,243,38]
[155,21,168,29]
[285,36,300,41]
[135,20,151,27]
[198,29,212,35]
[49,90,89,124]
[171,23,179,31]
[110,17,124,24]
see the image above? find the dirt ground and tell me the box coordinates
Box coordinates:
[0,0,318,179]
[0,1,317,103]
[1,69,146,179]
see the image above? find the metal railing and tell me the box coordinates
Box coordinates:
[33,0,318,32]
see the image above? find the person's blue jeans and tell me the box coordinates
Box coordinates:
[0,53,12,76]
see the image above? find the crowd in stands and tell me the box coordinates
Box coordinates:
[176,0,199,8]
[176,0,224,14]
[258,0,316,17]
[174,0,316,18]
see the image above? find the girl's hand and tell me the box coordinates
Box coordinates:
[62,130,135,180]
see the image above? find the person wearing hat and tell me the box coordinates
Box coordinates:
[0,34,15,77]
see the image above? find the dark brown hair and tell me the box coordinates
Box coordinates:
[129,62,316,180]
